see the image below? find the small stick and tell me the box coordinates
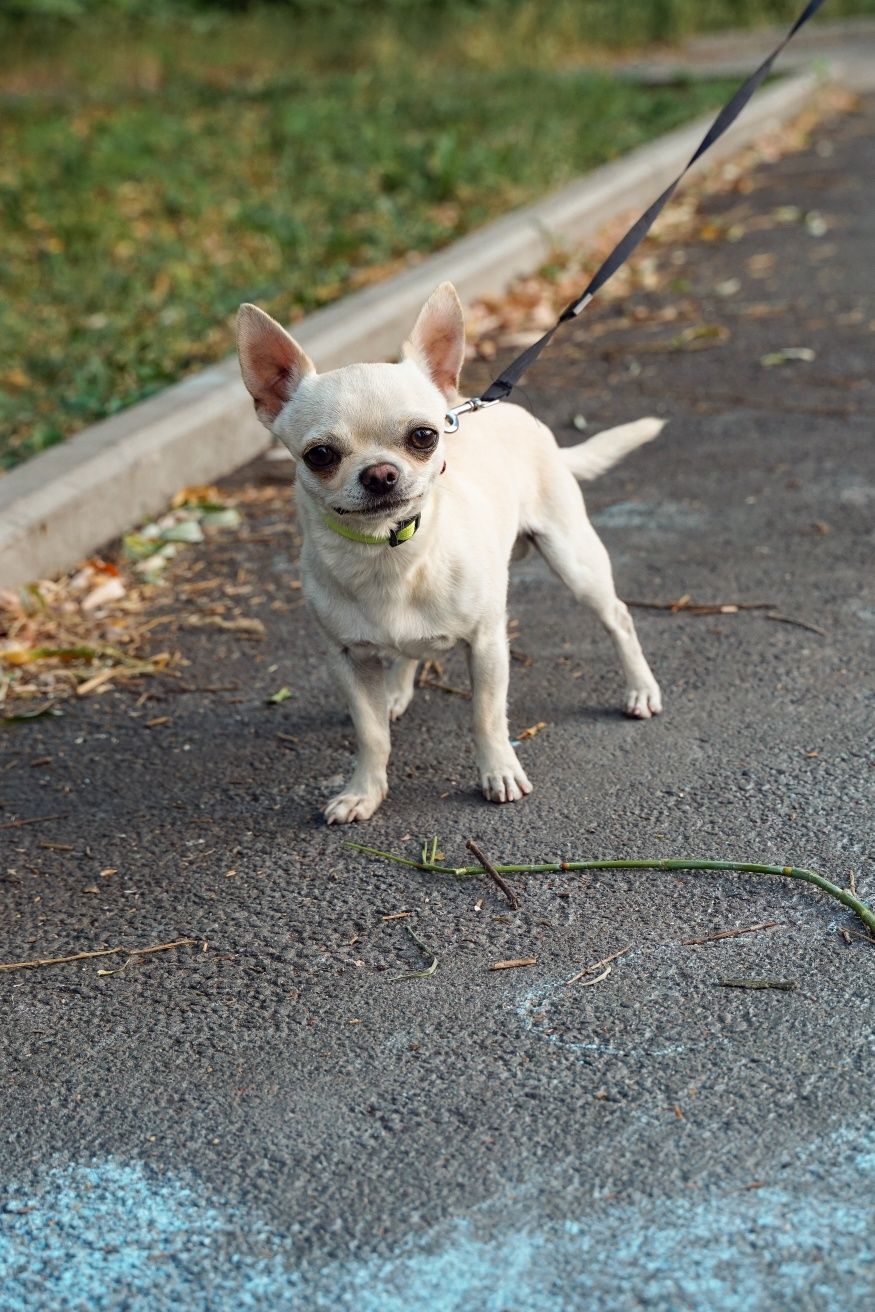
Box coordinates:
[576,964,613,988]
[566,944,631,986]
[765,612,828,638]
[0,813,69,832]
[466,839,519,910]
[717,978,798,991]
[840,927,875,946]
[419,679,472,699]
[625,598,775,613]
[682,920,779,946]
[391,925,438,981]
[0,937,199,974]
[625,598,825,635]
[489,957,537,971]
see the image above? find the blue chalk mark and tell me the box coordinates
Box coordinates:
[517,966,698,1059]
[1,1144,873,1311]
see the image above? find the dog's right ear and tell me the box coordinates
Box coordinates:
[236,304,315,428]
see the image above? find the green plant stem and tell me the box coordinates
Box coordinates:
[345,843,875,936]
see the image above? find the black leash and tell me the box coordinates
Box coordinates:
[446,0,828,427]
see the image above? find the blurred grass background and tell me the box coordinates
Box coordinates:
[2,0,872,469]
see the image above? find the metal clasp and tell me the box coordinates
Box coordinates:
[388,514,421,547]
[444,395,502,433]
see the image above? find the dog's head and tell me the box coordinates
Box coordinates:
[236,283,465,528]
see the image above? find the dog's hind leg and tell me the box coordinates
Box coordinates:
[532,473,662,719]
[324,648,391,823]
[385,657,418,722]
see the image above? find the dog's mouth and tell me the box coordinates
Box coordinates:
[331,496,413,518]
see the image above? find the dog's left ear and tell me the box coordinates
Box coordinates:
[404,282,465,401]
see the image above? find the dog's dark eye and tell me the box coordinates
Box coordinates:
[407,427,438,451]
[303,445,340,470]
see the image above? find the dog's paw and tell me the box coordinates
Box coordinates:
[324,782,387,824]
[479,754,533,804]
[624,682,663,719]
[387,686,415,722]
[386,661,417,722]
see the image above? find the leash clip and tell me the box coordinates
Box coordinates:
[444,395,501,432]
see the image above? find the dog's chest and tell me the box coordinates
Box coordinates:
[338,592,457,660]
[309,563,463,660]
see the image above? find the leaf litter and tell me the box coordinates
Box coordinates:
[0,484,267,718]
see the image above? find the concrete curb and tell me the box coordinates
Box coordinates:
[0,66,826,588]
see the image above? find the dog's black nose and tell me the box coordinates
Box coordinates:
[359,463,400,495]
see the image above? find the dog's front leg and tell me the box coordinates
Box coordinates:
[324,648,390,824]
[467,620,533,804]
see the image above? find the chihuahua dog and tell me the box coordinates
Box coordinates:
[237,282,663,823]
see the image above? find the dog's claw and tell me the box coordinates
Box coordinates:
[480,756,533,804]
[624,684,663,719]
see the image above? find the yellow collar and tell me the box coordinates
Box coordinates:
[322,513,421,548]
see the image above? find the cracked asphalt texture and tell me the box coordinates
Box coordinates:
[2,99,874,1310]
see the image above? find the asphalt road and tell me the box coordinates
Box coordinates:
[2,100,874,1311]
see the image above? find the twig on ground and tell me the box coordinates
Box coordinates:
[625,597,826,636]
[764,612,828,637]
[0,937,199,974]
[566,944,632,986]
[576,964,613,987]
[418,678,472,699]
[346,843,875,938]
[625,597,775,614]
[489,957,538,971]
[681,921,780,945]
[390,924,438,981]
[466,839,520,910]
[839,927,875,946]
[717,978,798,991]
[0,812,69,832]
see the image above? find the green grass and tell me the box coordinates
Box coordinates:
[2,0,857,467]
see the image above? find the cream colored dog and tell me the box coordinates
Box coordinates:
[237,282,663,823]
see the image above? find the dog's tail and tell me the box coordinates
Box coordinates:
[560,417,665,482]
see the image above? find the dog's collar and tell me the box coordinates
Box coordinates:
[321,512,421,548]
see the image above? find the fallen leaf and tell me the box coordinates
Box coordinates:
[670,323,729,351]
[81,577,126,612]
[518,721,548,740]
[266,687,292,704]
[186,616,266,638]
[760,347,816,367]
[2,702,62,723]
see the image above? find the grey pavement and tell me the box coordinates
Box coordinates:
[622,17,875,92]
[1,99,874,1311]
